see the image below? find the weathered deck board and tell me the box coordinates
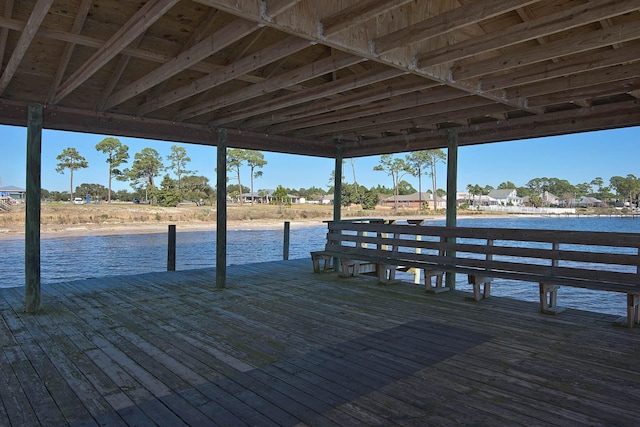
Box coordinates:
[1,258,639,426]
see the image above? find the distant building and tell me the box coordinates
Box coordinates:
[239,191,303,204]
[383,192,446,209]
[487,189,522,206]
[319,194,334,205]
[0,185,26,201]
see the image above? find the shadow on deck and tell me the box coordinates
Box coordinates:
[1,259,638,426]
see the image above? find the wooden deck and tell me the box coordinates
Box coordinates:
[1,259,639,426]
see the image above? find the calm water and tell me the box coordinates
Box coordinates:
[2,216,640,316]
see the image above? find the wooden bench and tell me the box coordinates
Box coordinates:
[311,220,640,327]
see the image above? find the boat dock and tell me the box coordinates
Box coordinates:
[1,259,638,426]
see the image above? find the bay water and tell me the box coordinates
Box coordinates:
[2,216,639,317]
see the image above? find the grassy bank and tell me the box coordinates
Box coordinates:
[1,202,444,233]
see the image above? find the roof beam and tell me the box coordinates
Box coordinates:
[53,0,180,103]
[194,0,536,114]
[417,0,637,68]
[210,67,405,126]
[242,77,438,130]
[297,96,494,139]
[321,0,413,37]
[176,51,365,121]
[504,62,640,100]
[136,35,311,116]
[0,0,54,95]
[453,20,640,81]
[343,100,640,157]
[96,34,145,111]
[47,0,93,103]
[481,43,640,91]
[0,99,334,157]
[527,78,640,108]
[345,103,513,139]
[374,0,538,55]
[0,0,15,73]
[262,0,303,19]
[104,18,259,110]
[283,88,472,137]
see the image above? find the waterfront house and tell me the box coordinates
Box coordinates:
[383,192,445,209]
[0,185,26,202]
[487,189,523,206]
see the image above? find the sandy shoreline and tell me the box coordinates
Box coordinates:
[0,213,518,241]
[0,218,336,240]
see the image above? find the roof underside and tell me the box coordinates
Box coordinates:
[0,0,638,158]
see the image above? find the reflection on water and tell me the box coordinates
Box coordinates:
[2,217,640,316]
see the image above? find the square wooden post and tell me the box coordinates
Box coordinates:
[445,128,458,290]
[216,128,227,289]
[332,144,343,271]
[25,104,43,313]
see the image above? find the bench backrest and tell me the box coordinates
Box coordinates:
[324,220,640,290]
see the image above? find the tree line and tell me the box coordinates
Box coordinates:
[51,138,639,209]
[467,175,640,207]
[54,138,212,206]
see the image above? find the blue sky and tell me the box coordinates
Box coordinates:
[0,124,638,194]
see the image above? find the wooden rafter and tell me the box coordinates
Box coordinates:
[505,62,640,100]
[453,20,640,81]
[277,87,471,136]
[136,36,312,116]
[0,0,54,95]
[373,0,538,55]
[53,0,180,104]
[320,0,413,37]
[0,0,15,71]
[96,34,145,111]
[481,44,640,92]
[417,0,637,68]
[293,96,494,140]
[47,0,93,103]
[176,51,365,121]
[210,67,405,125]
[346,103,515,139]
[527,78,640,108]
[242,77,439,130]
[103,18,259,110]
[263,0,303,19]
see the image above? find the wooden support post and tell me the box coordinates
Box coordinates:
[333,144,342,222]
[25,104,43,313]
[216,128,227,289]
[283,221,290,260]
[167,224,176,271]
[445,128,458,290]
[333,144,342,270]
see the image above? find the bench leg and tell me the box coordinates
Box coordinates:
[376,264,397,284]
[339,259,360,278]
[539,283,565,314]
[626,294,639,328]
[468,275,492,301]
[424,270,448,294]
[311,254,332,273]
